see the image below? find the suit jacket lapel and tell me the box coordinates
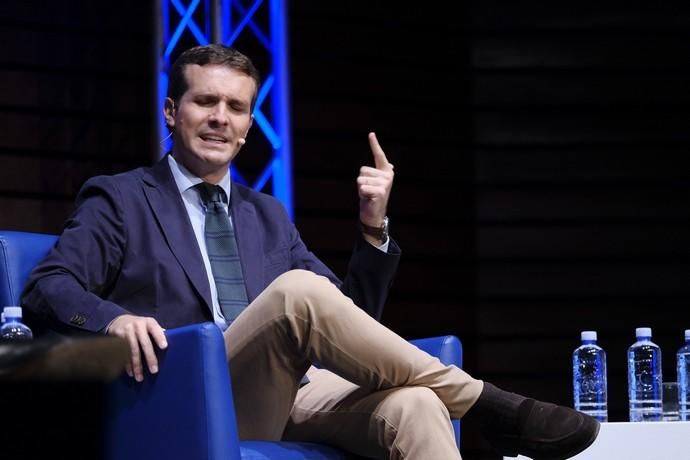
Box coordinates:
[230,182,262,302]
[142,157,213,311]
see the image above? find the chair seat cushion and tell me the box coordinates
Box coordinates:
[240,441,349,459]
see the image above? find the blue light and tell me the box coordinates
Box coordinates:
[252,159,277,192]
[225,0,263,47]
[230,166,247,185]
[253,109,281,150]
[158,73,172,152]
[222,0,232,42]
[165,0,203,57]
[170,0,209,46]
[159,0,293,218]
[228,1,270,50]
[252,74,282,149]
[256,74,273,108]
[269,0,293,217]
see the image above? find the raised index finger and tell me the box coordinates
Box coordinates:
[368,132,391,171]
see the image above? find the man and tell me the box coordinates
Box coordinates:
[23,44,599,459]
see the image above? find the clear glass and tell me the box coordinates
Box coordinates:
[662,382,679,421]
[678,344,690,421]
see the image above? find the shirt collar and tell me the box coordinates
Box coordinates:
[167,154,232,204]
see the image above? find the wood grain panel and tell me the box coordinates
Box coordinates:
[470,0,690,29]
[0,70,148,115]
[3,1,688,458]
[468,3,690,453]
[473,73,690,106]
[474,110,690,145]
[475,147,690,182]
[473,35,690,70]
[477,301,690,337]
[478,223,690,258]
[477,186,690,220]
[0,0,153,232]
[0,112,148,158]
[478,262,690,297]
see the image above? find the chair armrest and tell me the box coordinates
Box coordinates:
[105,322,241,460]
[408,335,462,368]
[408,335,463,448]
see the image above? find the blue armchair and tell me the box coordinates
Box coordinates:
[0,230,462,459]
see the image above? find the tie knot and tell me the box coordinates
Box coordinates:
[196,183,227,206]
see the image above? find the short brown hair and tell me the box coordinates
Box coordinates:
[167,44,261,110]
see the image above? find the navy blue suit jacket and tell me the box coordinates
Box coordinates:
[22,156,400,334]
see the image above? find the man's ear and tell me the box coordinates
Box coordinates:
[163,97,176,129]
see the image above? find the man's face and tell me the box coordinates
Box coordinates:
[166,64,255,182]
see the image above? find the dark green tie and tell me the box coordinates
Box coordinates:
[196,183,248,324]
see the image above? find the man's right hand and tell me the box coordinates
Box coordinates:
[106,314,168,382]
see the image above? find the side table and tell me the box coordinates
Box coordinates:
[505,421,690,459]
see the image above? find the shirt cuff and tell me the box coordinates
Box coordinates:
[370,236,390,253]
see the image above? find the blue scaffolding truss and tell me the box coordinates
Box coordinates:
[156,0,293,218]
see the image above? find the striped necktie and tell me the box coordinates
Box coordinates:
[196,182,248,324]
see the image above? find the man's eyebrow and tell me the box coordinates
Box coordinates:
[187,91,251,109]
[191,91,219,98]
[228,96,249,105]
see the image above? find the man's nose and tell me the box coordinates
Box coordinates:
[208,104,229,125]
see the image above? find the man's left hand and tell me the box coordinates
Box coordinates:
[357,132,394,243]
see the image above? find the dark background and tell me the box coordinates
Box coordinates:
[2,1,690,458]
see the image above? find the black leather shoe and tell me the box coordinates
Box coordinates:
[464,383,600,460]
[486,398,600,460]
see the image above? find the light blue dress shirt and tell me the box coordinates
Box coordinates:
[167,154,390,331]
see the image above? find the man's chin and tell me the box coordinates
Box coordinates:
[195,147,236,164]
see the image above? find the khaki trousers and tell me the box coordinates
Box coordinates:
[224,270,483,459]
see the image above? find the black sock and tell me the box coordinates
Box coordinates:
[462,382,528,434]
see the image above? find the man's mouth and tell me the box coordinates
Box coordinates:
[200,134,228,144]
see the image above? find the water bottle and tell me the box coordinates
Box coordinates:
[0,306,33,340]
[627,327,662,422]
[677,329,690,422]
[573,331,608,422]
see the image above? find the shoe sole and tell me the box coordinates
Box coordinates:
[550,418,600,460]
[488,413,601,460]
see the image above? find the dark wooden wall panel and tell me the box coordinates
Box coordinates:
[3,1,690,458]
[480,224,690,258]
[477,147,690,182]
[291,3,479,455]
[470,3,690,458]
[0,1,154,233]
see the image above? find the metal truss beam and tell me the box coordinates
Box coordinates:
[155,0,293,218]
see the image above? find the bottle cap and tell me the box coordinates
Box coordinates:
[2,306,22,319]
[581,331,597,341]
[636,327,652,338]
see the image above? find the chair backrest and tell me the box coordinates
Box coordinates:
[0,231,58,307]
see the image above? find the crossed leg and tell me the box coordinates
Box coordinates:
[284,366,462,459]
[223,269,482,456]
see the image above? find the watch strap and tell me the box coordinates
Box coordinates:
[359,216,389,240]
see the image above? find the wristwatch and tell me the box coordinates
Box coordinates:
[359,216,389,241]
